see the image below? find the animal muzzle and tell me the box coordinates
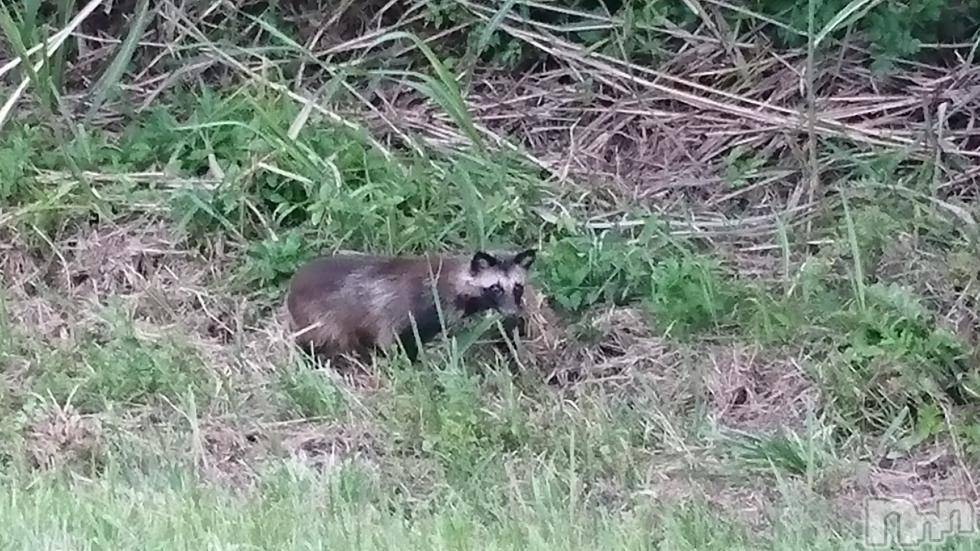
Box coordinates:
[497,302,521,318]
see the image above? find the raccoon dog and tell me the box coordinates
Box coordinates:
[285,248,536,361]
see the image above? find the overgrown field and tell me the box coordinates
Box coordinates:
[1,0,979,549]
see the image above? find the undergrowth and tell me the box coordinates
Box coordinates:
[3,81,978,444]
[423,0,980,73]
[1,1,979,549]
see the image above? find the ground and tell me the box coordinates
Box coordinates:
[1,1,980,549]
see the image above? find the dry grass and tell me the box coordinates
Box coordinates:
[8,0,976,209]
[705,345,817,433]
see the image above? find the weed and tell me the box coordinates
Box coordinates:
[647,255,740,336]
[658,503,748,550]
[243,230,318,290]
[719,418,838,483]
[723,146,768,190]
[537,224,668,312]
[0,125,42,204]
[380,359,530,484]
[276,365,347,420]
[419,0,980,72]
[821,282,974,432]
[536,224,743,337]
[530,391,654,488]
[31,309,210,412]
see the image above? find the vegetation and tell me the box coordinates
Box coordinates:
[1,0,979,548]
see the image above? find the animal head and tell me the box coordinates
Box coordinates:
[464,249,536,317]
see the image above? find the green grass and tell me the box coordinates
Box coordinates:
[0,460,867,551]
[1,84,978,546]
[34,312,211,412]
[2,1,980,548]
[276,364,348,420]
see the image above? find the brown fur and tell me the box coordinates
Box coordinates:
[285,250,533,359]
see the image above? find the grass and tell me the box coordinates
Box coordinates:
[0,459,863,551]
[1,82,978,546]
[1,1,980,549]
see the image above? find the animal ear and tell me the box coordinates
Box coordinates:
[470,251,498,273]
[513,249,536,270]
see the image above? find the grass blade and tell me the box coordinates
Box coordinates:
[51,0,77,93]
[0,1,51,112]
[84,0,153,120]
[813,0,887,48]
[365,31,486,153]
[841,194,866,312]
[0,0,106,83]
[459,0,520,85]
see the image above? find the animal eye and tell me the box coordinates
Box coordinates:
[514,283,524,301]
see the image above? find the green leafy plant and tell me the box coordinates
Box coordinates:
[244,231,317,289]
[823,282,974,432]
[647,255,741,335]
[537,228,665,312]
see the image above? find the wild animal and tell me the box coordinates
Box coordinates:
[285,248,537,361]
